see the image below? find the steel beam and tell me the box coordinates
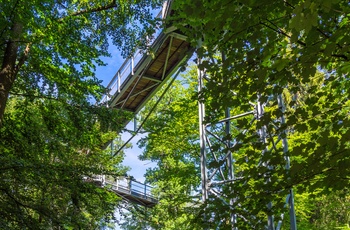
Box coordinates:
[198,58,208,203]
[142,75,162,82]
[161,36,174,80]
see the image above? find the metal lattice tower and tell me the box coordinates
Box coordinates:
[197,57,297,229]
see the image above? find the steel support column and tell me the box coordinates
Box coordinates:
[278,94,297,230]
[257,96,275,230]
[225,107,236,230]
[196,54,297,229]
[198,58,208,203]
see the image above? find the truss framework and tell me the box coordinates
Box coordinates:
[197,59,297,230]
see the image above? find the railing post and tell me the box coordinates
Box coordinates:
[117,71,121,93]
[131,56,134,76]
[162,0,168,19]
[134,116,137,132]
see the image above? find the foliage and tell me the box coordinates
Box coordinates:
[122,62,350,229]
[0,0,161,124]
[124,0,350,228]
[120,68,201,229]
[0,0,161,228]
[0,96,132,228]
[167,0,350,228]
[295,189,350,230]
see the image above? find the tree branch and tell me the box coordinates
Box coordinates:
[14,43,31,76]
[331,53,349,61]
[261,19,306,47]
[0,0,21,40]
[69,0,117,17]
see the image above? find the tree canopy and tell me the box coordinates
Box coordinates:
[122,65,350,229]
[0,0,161,228]
[168,0,350,227]
[0,0,161,124]
[0,96,130,228]
[119,0,350,228]
[2,0,350,228]
[169,0,350,199]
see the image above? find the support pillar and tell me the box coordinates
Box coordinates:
[197,58,208,202]
[278,94,297,230]
[225,107,236,230]
[257,95,275,230]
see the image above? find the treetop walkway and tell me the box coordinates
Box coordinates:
[98,0,194,207]
[88,175,157,207]
[100,0,194,114]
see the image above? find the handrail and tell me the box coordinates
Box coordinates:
[100,1,172,106]
[105,177,157,202]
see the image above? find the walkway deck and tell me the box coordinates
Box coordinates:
[87,176,157,207]
[106,178,157,207]
[101,1,194,114]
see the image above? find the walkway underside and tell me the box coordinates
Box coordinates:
[109,31,193,113]
[106,178,158,207]
[102,0,194,207]
[109,186,157,208]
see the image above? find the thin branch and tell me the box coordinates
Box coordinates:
[316,28,330,39]
[14,43,31,76]
[0,0,20,40]
[283,0,295,9]
[69,0,117,17]
[331,53,349,61]
[265,12,348,61]
[10,91,62,101]
[8,92,109,111]
[261,19,306,47]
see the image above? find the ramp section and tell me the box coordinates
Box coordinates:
[106,177,157,207]
[102,32,193,113]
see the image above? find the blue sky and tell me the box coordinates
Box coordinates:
[96,44,155,183]
[95,40,158,230]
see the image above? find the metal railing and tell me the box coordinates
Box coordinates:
[105,177,157,202]
[100,1,171,106]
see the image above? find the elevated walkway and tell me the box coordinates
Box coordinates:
[87,176,157,207]
[106,177,157,207]
[98,1,194,207]
[100,1,194,114]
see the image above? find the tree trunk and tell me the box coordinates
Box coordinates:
[0,22,22,126]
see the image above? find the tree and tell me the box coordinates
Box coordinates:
[119,68,202,229]
[123,62,350,229]
[0,0,161,228]
[0,96,132,228]
[119,0,350,228]
[169,0,350,217]
[0,0,160,125]
[294,189,350,230]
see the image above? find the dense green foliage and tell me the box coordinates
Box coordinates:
[0,0,160,228]
[0,97,130,228]
[295,189,350,230]
[167,0,350,228]
[2,0,350,228]
[120,69,201,229]
[122,66,350,229]
[0,0,161,124]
